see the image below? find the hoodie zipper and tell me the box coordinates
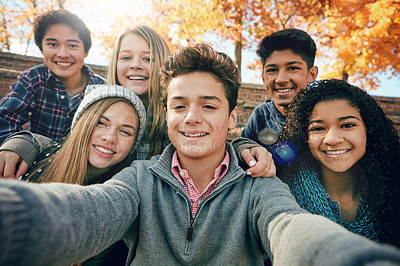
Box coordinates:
[187,219,194,241]
[183,173,246,254]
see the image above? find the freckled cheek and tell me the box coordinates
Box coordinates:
[123,138,135,152]
[359,138,367,155]
[117,62,129,77]
[307,134,315,143]
[90,129,103,142]
[168,114,184,129]
[265,77,275,86]
[148,63,155,74]
[88,132,97,146]
[307,135,320,150]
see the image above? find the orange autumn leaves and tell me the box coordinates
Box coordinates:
[2,0,399,90]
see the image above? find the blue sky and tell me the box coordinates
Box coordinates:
[368,73,400,97]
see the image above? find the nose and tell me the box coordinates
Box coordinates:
[184,108,201,125]
[101,129,117,144]
[323,128,344,146]
[275,70,289,84]
[129,57,143,70]
[56,45,69,57]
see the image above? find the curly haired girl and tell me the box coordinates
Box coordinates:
[279,79,400,246]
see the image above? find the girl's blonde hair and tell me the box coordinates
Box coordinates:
[107,25,171,158]
[34,98,136,184]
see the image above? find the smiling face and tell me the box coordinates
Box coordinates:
[262,49,317,115]
[88,101,138,172]
[165,72,237,164]
[117,33,152,101]
[41,24,88,83]
[307,99,367,174]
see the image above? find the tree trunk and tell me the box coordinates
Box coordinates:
[342,70,349,81]
[235,40,242,81]
[58,0,65,8]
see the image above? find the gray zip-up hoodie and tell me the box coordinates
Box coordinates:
[1,143,400,266]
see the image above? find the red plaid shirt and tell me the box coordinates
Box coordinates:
[171,151,229,218]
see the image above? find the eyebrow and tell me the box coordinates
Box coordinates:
[309,115,361,124]
[265,61,304,67]
[170,95,221,101]
[119,49,150,54]
[100,115,137,130]
[44,38,81,43]
[200,95,221,101]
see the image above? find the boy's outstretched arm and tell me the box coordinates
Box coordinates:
[252,176,400,266]
[0,175,139,266]
[268,212,400,265]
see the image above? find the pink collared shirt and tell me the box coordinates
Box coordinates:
[171,151,230,218]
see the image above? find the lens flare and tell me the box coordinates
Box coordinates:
[258,128,278,145]
[272,141,298,164]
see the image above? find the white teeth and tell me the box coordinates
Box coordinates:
[94,145,115,154]
[128,76,146,80]
[57,62,72,66]
[183,133,206,137]
[325,150,348,155]
[277,88,291,93]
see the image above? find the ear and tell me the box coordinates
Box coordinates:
[307,66,318,83]
[84,51,89,58]
[261,67,266,85]
[228,106,238,131]
[164,107,168,122]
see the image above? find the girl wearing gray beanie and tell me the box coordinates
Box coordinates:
[20,84,146,185]
[17,84,146,265]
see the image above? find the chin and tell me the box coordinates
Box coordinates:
[127,85,149,96]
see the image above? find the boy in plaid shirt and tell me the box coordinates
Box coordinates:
[0,9,104,143]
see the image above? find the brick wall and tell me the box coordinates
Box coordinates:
[237,83,271,127]
[2,51,400,134]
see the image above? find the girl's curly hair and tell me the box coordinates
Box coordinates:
[280,79,400,246]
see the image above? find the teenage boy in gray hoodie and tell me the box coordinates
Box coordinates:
[1,44,400,266]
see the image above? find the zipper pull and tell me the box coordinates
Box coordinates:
[187,219,194,241]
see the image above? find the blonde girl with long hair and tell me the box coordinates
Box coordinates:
[22,85,146,185]
[107,25,170,159]
[19,85,146,266]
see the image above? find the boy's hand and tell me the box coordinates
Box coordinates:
[241,146,276,177]
[0,151,28,179]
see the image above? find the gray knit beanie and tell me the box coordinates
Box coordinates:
[72,84,146,154]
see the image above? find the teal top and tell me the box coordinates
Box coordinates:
[281,152,382,242]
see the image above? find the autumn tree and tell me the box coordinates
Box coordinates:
[0,0,11,50]
[141,0,270,77]
[139,0,323,79]
[309,0,400,90]
[136,0,400,90]
[93,0,327,79]
[141,0,223,50]
[0,0,63,54]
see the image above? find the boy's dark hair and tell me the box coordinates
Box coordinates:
[160,44,240,113]
[256,28,316,69]
[34,9,92,52]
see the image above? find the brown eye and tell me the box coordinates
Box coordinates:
[341,123,356,129]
